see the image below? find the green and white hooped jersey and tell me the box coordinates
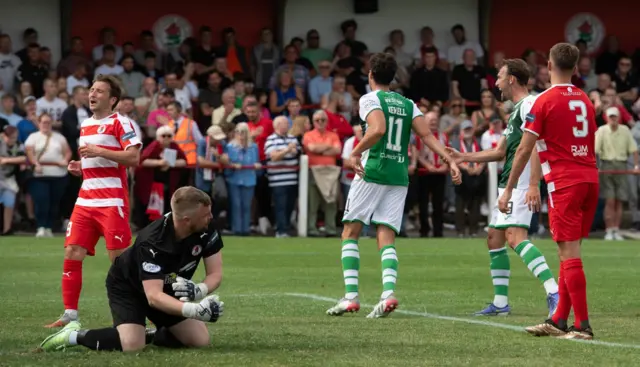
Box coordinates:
[358,90,422,187]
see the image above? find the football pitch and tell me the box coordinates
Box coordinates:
[1,236,640,366]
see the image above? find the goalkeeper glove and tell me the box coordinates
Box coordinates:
[181,294,224,322]
[172,276,208,302]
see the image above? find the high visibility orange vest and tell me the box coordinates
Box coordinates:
[169,117,197,166]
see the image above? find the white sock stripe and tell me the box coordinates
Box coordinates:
[493,278,509,286]
[527,256,546,272]
[343,269,358,277]
[382,275,397,284]
[491,269,511,277]
[344,278,358,285]
[382,268,397,277]
[341,250,360,259]
[519,243,534,257]
[342,244,359,251]
[381,254,398,262]
[489,247,508,253]
[381,248,397,256]
[533,263,550,277]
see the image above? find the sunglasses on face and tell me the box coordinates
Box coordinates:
[314,118,326,122]
[161,134,173,138]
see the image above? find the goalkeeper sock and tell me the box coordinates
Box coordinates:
[341,239,360,300]
[380,245,398,299]
[75,328,122,351]
[489,247,510,308]
[62,259,83,311]
[152,327,185,348]
[514,240,559,295]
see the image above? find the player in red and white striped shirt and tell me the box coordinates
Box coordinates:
[46,75,142,328]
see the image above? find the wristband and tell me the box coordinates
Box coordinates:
[181,302,196,318]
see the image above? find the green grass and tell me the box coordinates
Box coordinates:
[1,236,639,366]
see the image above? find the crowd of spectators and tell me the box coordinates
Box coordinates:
[1,21,639,239]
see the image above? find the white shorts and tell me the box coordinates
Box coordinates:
[489,188,533,229]
[342,178,408,234]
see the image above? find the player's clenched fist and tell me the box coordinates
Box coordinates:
[172,276,208,302]
[181,294,224,322]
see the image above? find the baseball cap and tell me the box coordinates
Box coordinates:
[159,88,175,97]
[207,125,226,140]
[460,119,473,130]
[23,95,36,104]
[606,106,619,117]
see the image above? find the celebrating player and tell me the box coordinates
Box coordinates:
[446,59,559,317]
[326,52,461,318]
[46,75,142,328]
[39,187,224,352]
[498,43,598,340]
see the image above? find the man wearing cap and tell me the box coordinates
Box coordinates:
[16,96,38,143]
[595,106,639,240]
[450,119,485,237]
[196,125,228,219]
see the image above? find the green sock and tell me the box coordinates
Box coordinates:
[514,240,559,295]
[341,239,360,299]
[489,247,510,308]
[380,245,398,299]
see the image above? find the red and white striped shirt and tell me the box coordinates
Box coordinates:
[76,113,142,209]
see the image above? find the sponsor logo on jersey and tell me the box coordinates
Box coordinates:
[525,113,535,122]
[121,131,136,141]
[379,152,405,163]
[565,13,605,55]
[97,125,107,134]
[179,260,197,273]
[142,262,161,273]
[191,245,202,256]
[207,232,219,247]
[153,15,193,51]
[571,145,589,157]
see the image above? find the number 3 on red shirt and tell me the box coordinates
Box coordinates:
[569,100,588,138]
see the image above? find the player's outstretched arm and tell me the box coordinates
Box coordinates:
[449,136,507,163]
[411,115,455,165]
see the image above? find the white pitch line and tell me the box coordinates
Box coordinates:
[284,292,640,350]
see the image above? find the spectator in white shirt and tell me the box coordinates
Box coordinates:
[164,71,192,115]
[66,63,89,94]
[0,34,21,93]
[94,45,124,76]
[447,24,484,68]
[92,27,122,63]
[36,79,68,128]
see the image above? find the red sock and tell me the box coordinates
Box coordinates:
[563,258,589,329]
[62,259,83,310]
[551,262,572,325]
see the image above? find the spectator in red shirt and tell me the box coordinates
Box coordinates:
[324,92,354,141]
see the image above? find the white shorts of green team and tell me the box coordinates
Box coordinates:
[342,178,408,234]
[489,188,533,230]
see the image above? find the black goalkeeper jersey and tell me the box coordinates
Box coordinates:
[108,213,224,296]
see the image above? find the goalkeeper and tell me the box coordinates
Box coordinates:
[38,187,225,352]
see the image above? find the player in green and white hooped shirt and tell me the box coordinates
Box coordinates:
[447,59,559,317]
[326,53,462,318]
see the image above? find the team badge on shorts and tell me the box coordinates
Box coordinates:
[191,245,202,256]
[97,125,107,134]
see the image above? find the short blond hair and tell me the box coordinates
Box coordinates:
[289,116,309,136]
[171,186,212,218]
[272,115,289,129]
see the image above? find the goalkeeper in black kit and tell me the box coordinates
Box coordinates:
[39,186,225,352]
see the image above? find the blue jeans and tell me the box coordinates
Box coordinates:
[29,176,68,229]
[271,185,297,235]
[228,184,254,235]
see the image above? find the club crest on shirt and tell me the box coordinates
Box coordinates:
[191,245,202,256]
[97,125,107,134]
